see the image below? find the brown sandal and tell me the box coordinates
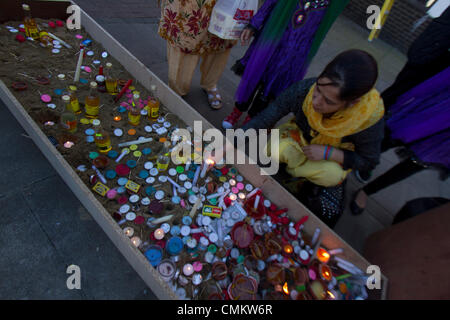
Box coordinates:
[203,87,223,110]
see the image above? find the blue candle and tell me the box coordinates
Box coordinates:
[145,245,163,267]
[167,237,183,256]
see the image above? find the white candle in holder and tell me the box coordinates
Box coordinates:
[123,227,134,237]
[154,228,165,240]
[131,236,141,247]
[183,263,194,276]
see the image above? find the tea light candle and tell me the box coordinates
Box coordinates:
[320,264,333,282]
[317,248,330,263]
[131,236,141,247]
[193,261,203,272]
[284,244,293,255]
[186,237,197,249]
[229,194,237,201]
[192,273,203,286]
[158,259,176,281]
[183,263,194,276]
[154,228,165,240]
[64,141,75,148]
[44,121,55,126]
[123,227,134,237]
[114,116,121,122]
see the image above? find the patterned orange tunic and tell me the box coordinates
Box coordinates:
[158,0,236,54]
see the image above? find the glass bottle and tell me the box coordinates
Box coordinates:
[92,119,112,154]
[147,85,160,121]
[105,62,118,95]
[128,93,141,126]
[85,82,100,118]
[67,85,81,114]
[60,95,77,133]
[22,4,39,40]
[156,141,171,172]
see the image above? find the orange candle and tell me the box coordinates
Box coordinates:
[320,264,333,281]
[317,247,330,263]
[114,116,121,122]
[284,244,293,255]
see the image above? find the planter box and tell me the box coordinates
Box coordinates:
[0,0,387,300]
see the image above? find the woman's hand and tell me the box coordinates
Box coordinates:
[302,144,344,164]
[302,144,327,161]
[240,28,254,46]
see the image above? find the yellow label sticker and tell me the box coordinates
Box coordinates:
[125,180,141,193]
[92,182,109,196]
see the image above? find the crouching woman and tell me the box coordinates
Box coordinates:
[243,50,385,227]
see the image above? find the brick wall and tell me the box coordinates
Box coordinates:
[342,0,432,53]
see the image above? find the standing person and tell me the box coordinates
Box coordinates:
[350,66,450,216]
[242,50,384,228]
[351,7,450,215]
[158,0,236,109]
[222,0,350,129]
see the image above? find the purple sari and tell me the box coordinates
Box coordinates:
[387,67,450,168]
[234,0,329,104]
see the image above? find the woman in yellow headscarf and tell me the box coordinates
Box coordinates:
[242,50,385,227]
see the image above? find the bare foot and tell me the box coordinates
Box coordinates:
[355,190,368,209]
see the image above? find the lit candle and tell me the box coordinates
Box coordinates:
[229,194,237,201]
[284,244,293,255]
[200,159,214,179]
[114,116,121,122]
[282,282,289,295]
[63,141,75,148]
[123,227,134,237]
[327,289,338,300]
[44,121,55,126]
[317,248,330,263]
[320,264,333,282]
[131,236,141,247]
[238,193,246,200]
[154,228,165,240]
[229,179,236,186]
[183,263,194,276]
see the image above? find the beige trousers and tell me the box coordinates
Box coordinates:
[167,43,231,96]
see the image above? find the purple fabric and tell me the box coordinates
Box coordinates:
[387,67,450,168]
[235,1,328,104]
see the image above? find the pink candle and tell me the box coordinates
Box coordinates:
[193,261,203,272]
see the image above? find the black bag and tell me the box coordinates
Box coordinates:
[298,180,346,229]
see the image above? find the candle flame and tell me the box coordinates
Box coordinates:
[206,158,215,165]
[284,245,293,254]
[317,248,330,263]
[327,290,335,299]
[282,282,289,295]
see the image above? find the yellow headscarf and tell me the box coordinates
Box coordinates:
[302,84,384,151]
